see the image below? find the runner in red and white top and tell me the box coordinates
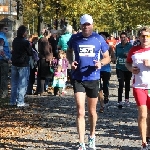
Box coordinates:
[126,26,150,150]
[127,46,150,88]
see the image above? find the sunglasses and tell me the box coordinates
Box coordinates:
[4,27,8,30]
[141,35,150,38]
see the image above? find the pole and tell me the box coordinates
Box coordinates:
[9,0,11,18]
[16,0,23,30]
[56,0,60,30]
[37,1,43,36]
[33,16,34,34]
[28,24,30,35]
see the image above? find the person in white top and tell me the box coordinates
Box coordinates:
[126,26,150,150]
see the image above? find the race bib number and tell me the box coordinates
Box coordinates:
[118,58,126,64]
[79,45,95,57]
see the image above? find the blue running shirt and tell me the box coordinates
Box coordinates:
[100,52,111,72]
[68,32,109,81]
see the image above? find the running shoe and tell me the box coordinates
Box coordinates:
[118,101,123,109]
[88,135,96,150]
[124,99,130,107]
[104,97,109,104]
[78,143,86,150]
[146,137,150,149]
[141,143,148,150]
[99,106,104,113]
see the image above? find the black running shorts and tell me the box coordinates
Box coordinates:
[72,80,99,98]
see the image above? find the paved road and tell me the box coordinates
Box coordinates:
[0,64,141,150]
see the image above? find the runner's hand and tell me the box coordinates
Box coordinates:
[8,60,12,64]
[93,60,101,69]
[132,66,140,74]
[71,61,78,70]
[143,59,150,67]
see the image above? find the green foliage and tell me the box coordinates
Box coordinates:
[22,0,150,33]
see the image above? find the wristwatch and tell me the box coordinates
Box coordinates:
[101,62,104,66]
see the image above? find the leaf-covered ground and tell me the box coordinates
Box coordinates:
[0,65,141,150]
[0,97,52,149]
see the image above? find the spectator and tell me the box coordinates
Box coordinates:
[48,30,59,59]
[0,24,11,98]
[38,37,53,95]
[52,65,65,96]
[58,50,68,93]
[10,25,32,107]
[26,36,39,95]
[57,25,72,52]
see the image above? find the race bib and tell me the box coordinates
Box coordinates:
[79,45,95,57]
[118,58,126,64]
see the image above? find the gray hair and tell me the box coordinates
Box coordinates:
[51,29,57,34]
[64,25,72,34]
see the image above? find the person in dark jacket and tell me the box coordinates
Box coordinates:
[37,37,53,95]
[26,36,38,95]
[10,25,33,107]
[48,30,58,59]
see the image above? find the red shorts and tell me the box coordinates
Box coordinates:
[133,88,150,109]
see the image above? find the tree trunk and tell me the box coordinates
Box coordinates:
[15,0,23,30]
[37,1,43,37]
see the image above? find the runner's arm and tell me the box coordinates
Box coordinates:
[101,50,111,66]
[125,62,132,72]
[125,47,140,74]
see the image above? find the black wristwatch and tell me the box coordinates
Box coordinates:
[101,62,104,66]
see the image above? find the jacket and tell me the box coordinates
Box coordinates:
[38,37,53,62]
[0,32,11,60]
[57,33,72,51]
[11,37,33,67]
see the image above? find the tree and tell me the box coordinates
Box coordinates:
[22,0,150,34]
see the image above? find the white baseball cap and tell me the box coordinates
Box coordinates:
[80,14,93,25]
